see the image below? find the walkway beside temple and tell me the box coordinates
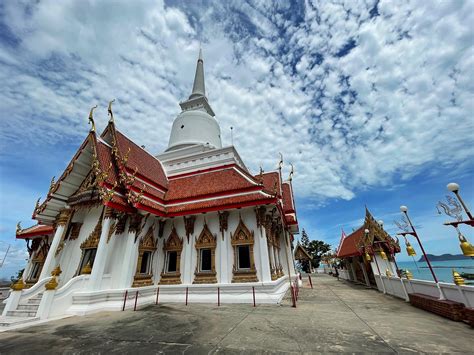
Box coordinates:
[0,274,472,353]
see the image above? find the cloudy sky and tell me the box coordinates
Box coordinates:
[1,0,473,278]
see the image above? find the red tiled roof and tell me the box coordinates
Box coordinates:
[282,183,294,214]
[16,224,54,239]
[114,130,168,190]
[165,192,274,215]
[259,171,280,196]
[165,168,258,201]
[337,226,364,258]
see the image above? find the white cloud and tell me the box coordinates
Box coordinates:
[0,0,473,204]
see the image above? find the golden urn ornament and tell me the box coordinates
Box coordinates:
[385,269,392,277]
[379,250,388,260]
[81,261,92,275]
[452,269,465,286]
[11,278,25,291]
[364,251,371,262]
[405,269,413,280]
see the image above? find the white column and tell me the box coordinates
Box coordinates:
[39,209,71,280]
[218,232,229,284]
[359,262,371,287]
[183,235,194,284]
[120,229,138,288]
[89,208,115,290]
[257,228,272,282]
[284,231,296,277]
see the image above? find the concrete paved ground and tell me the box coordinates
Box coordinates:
[0,274,472,353]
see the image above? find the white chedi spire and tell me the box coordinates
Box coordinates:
[189,48,205,99]
[166,48,222,152]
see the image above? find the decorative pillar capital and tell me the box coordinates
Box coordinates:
[57,208,72,226]
[184,215,196,243]
[158,220,166,238]
[128,214,143,234]
[255,206,266,229]
[218,211,229,241]
[104,206,116,219]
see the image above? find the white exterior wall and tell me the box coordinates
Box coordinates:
[58,206,102,286]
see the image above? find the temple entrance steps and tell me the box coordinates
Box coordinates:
[6,292,43,318]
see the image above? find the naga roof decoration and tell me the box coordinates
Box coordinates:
[30,120,298,231]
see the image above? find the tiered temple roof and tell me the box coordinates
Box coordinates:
[29,120,298,233]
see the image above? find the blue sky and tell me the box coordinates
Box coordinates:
[1,0,473,278]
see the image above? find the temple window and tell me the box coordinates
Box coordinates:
[194,223,217,283]
[159,227,183,285]
[237,245,251,269]
[79,248,97,274]
[25,239,46,287]
[78,215,102,275]
[231,218,258,283]
[167,251,178,272]
[200,249,212,271]
[132,226,157,287]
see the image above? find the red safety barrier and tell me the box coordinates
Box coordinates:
[133,291,139,311]
[122,290,128,311]
[252,286,256,307]
[290,285,296,308]
[185,287,189,305]
[155,287,160,305]
[308,274,313,289]
[217,287,220,307]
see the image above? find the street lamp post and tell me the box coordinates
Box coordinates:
[398,205,439,283]
[447,183,474,221]
[441,183,474,257]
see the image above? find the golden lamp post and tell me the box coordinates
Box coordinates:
[437,182,474,257]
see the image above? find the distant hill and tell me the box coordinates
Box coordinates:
[418,254,468,262]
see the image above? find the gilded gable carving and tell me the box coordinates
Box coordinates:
[195,223,216,248]
[139,226,157,251]
[231,218,254,246]
[81,214,102,249]
[163,227,183,251]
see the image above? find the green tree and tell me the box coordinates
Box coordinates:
[306,240,331,269]
[298,229,331,271]
[300,229,310,248]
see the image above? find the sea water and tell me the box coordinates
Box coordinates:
[396,258,474,283]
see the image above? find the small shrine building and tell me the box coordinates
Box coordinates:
[336,208,400,287]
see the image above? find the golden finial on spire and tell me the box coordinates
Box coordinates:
[278,152,283,170]
[108,99,115,123]
[289,163,294,182]
[88,105,98,132]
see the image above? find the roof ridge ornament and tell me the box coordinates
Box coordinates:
[289,163,294,182]
[108,99,115,123]
[88,105,98,132]
[278,152,283,170]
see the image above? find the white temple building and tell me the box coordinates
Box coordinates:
[2,50,299,325]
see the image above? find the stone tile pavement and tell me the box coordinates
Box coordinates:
[0,274,472,353]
